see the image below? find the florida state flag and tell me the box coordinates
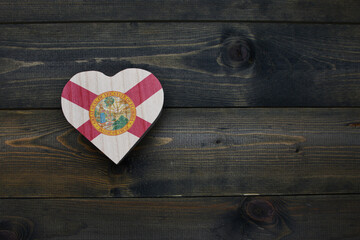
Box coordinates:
[61,69,164,164]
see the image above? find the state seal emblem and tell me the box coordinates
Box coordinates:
[89,91,136,136]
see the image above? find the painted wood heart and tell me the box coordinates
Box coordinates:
[61,68,164,164]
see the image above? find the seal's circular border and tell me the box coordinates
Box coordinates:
[89,91,136,136]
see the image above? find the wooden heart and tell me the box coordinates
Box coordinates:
[61,69,164,164]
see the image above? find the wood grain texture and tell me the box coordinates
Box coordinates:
[0,196,359,239]
[1,1,359,238]
[1,108,359,197]
[1,23,360,108]
[0,0,359,23]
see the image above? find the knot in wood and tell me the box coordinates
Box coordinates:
[244,199,275,223]
[0,217,34,240]
[221,37,254,69]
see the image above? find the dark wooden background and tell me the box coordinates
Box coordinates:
[1,1,360,239]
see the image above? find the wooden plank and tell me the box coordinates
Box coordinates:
[1,0,360,23]
[1,108,359,197]
[1,23,360,108]
[0,195,359,239]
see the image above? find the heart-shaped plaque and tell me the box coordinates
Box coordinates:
[61,68,164,164]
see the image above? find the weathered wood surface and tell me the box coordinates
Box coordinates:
[1,23,360,108]
[0,195,359,240]
[1,108,359,197]
[1,1,359,239]
[1,0,359,23]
